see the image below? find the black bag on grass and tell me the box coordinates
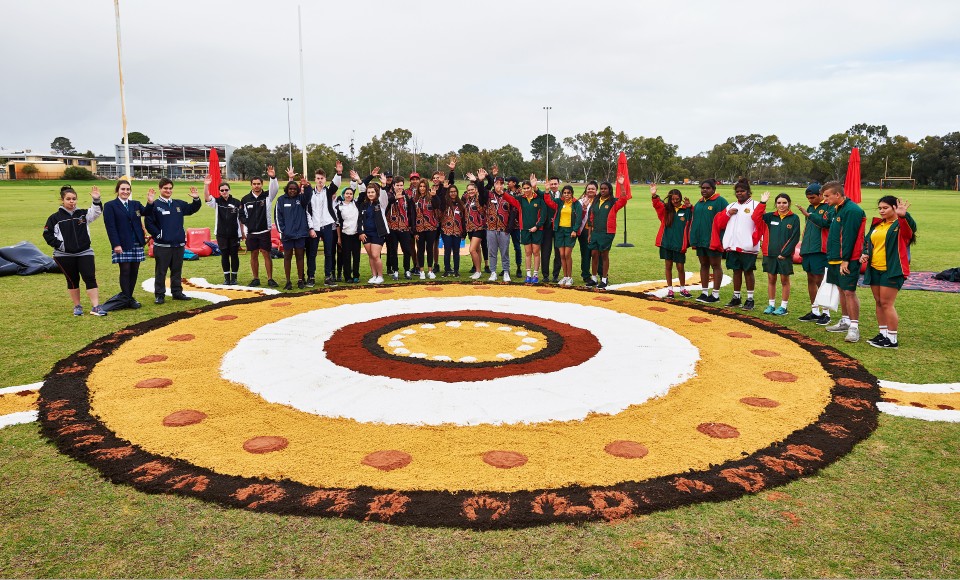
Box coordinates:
[0,241,59,275]
[933,267,960,282]
[0,256,19,277]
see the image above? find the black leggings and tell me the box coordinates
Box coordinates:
[118,261,141,298]
[55,255,97,290]
[341,233,361,279]
[386,230,415,273]
[218,237,240,274]
[442,234,462,273]
[416,230,437,269]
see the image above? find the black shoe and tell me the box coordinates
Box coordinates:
[586,278,598,287]
[454,271,460,277]
[696,293,710,303]
[484,266,491,273]
[283,281,293,291]
[798,312,819,322]
[249,278,261,287]
[306,278,316,287]
[336,275,343,282]
[324,276,336,286]
[230,274,238,285]
[815,313,832,326]
[267,279,279,288]
[224,275,232,285]
[172,294,192,301]
[867,333,886,347]
[155,296,165,305]
[128,298,142,309]
[552,276,560,284]
[881,338,899,349]
[469,266,477,274]
[742,298,755,310]
[297,279,305,289]
[703,295,720,304]
[724,296,742,308]
[598,280,608,289]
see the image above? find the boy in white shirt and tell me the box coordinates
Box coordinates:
[715,178,768,310]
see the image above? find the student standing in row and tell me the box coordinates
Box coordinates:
[238,167,279,287]
[274,170,311,290]
[690,179,728,303]
[715,178,765,310]
[144,178,202,304]
[482,173,513,282]
[541,184,582,286]
[586,177,631,289]
[438,183,466,277]
[651,186,692,298]
[204,176,244,285]
[759,192,801,315]
[44,185,106,316]
[384,176,416,280]
[463,169,489,279]
[304,161,342,286]
[822,181,867,342]
[414,178,440,279]
[103,180,149,309]
[576,183,597,284]
[540,177,561,283]
[795,183,832,324]
[861,196,917,349]
[359,180,390,284]
[503,175,546,284]
[336,185,362,283]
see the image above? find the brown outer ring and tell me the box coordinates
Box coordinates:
[324,310,601,382]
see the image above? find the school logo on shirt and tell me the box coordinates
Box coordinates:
[787,224,793,229]
[836,217,841,222]
[744,208,751,214]
[707,206,713,210]
[679,216,685,221]
[176,207,182,213]
[818,209,825,215]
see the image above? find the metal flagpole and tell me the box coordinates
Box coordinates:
[113,0,131,180]
[297,5,308,177]
[543,106,551,179]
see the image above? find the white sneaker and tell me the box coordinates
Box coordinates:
[844,327,860,343]
[368,276,378,284]
[825,321,851,333]
[503,272,511,283]
[488,272,497,282]
[391,271,398,280]
[564,277,573,286]
[427,270,436,279]
[470,271,481,280]
[420,271,426,280]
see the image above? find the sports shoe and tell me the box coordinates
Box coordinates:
[798,312,818,322]
[90,305,108,317]
[585,278,598,287]
[666,290,675,299]
[267,279,279,288]
[844,327,860,343]
[532,275,539,284]
[427,270,436,279]
[742,298,755,310]
[696,293,710,303]
[471,271,482,280]
[503,271,511,283]
[762,305,776,315]
[392,271,399,280]
[324,276,337,287]
[484,266,491,273]
[524,276,531,284]
[420,271,426,280]
[488,272,497,282]
[867,334,886,347]
[516,267,522,278]
[724,296,742,308]
[172,294,192,301]
[825,320,850,333]
[283,281,293,291]
[680,289,692,298]
[224,274,232,285]
[815,313,832,326]
[297,279,305,289]
[249,278,261,287]
[155,296,165,305]
[598,280,608,289]
[306,278,316,287]
[73,305,84,316]
[368,276,378,284]
[404,270,411,279]
[702,295,720,304]
[773,306,788,316]
[881,338,899,349]
[552,276,560,284]
[565,278,574,287]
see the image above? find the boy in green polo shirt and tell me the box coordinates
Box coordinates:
[795,183,832,324]
[689,179,728,303]
[821,181,867,343]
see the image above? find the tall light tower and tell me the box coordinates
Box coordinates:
[283,97,294,169]
[543,106,552,180]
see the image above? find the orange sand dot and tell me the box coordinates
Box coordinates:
[270,302,292,307]
[136,354,168,364]
[425,287,444,292]
[837,378,872,389]
[751,349,780,357]
[594,296,614,302]
[697,423,740,439]
[375,289,394,294]
[167,334,195,342]
[740,397,781,408]
[242,436,288,454]
[765,371,798,383]
[361,450,413,471]
[648,306,668,312]
[482,450,528,469]
[728,331,752,338]
[689,316,711,323]
[535,289,555,294]
[214,315,238,321]
[604,440,649,459]
[135,378,173,389]
[162,410,207,427]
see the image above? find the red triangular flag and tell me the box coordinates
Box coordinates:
[209,148,222,198]
[844,147,861,204]
[615,151,631,198]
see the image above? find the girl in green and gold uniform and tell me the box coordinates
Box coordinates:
[760,193,801,315]
[651,186,692,298]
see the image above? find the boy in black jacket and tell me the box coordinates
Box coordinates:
[144,178,202,303]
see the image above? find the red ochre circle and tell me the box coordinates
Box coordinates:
[483,450,528,469]
[243,436,289,454]
[136,355,168,364]
[162,410,207,427]
[697,423,741,439]
[604,440,649,459]
[135,378,173,389]
[362,450,413,471]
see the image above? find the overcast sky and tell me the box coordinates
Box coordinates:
[3,0,959,159]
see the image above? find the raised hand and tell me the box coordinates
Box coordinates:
[189,186,199,198]
[448,156,457,170]
[90,186,101,200]
[760,191,771,203]
[146,188,156,203]
[286,167,295,180]
[204,175,212,186]
[682,197,692,208]
[617,175,625,185]
[650,184,658,196]
[530,174,538,190]
[349,169,361,182]
[371,166,381,177]
[266,165,276,179]
[477,168,488,180]
[466,172,477,182]
[378,173,387,186]
[335,159,343,174]
[896,198,910,217]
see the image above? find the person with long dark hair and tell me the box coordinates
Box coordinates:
[502,175,547,283]
[359,179,390,284]
[383,175,416,279]
[585,178,631,289]
[576,182,598,283]
[102,179,151,309]
[414,178,440,279]
[759,192,801,315]
[651,186,693,298]
[860,195,917,348]
[335,185,362,283]
[689,178,728,303]
[542,184,583,286]
[463,169,490,279]
[438,183,466,276]
[43,185,106,316]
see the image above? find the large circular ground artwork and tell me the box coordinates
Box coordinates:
[39,284,880,528]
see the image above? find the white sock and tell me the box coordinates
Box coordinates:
[888,330,898,344]
[841,316,850,324]
[592,275,597,281]
[879,325,888,338]
[850,319,859,329]
[768,299,776,307]
[812,305,821,315]
[526,269,531,277]
[712,289,720,298]
[747,291,754,299]
[601,277,607,283]
[781,300,788,309]
[733,291,741,299]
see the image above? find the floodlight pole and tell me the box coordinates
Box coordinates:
[297,5,308,177]
[113,0,131,180]
[543,106,551,180]
[283,97,294,169]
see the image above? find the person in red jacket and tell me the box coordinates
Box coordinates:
[585,176,632,289]
[712,178,766,310]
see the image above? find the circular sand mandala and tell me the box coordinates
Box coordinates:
[39,284,879,528]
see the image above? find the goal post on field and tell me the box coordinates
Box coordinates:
[879,156,916,190]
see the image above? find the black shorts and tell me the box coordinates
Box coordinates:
[217,236,241,253]
[282,237,306,250]
[246,231,272,252]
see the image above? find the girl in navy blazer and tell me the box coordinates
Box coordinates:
[102,179,152,308]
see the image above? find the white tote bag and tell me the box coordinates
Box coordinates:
[813,267,840,312]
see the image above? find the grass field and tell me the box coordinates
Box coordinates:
[1,179,959,577]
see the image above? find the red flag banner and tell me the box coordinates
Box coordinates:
[209,148,222,198]
[844,147,861,204]
[616,151,631,198]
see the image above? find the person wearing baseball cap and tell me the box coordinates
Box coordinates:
[794,182,832,324]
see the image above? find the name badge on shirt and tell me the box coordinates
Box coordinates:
[246,204,254,209]
[284,203,292,207]
[454,210,460,214]
[491,199,498,204]
[771,221,780,225]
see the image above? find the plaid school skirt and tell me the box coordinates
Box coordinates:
[111,245,145,264]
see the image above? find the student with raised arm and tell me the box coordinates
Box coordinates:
[437,182,466,277]
[204,175,244,285]
[304,160,342,286]
[714,178,765,310]
[585,177,631,289]
[463,168,490,279]
[651,185,693,298]
[503,174,547,284]
[44,185,106,316]
[541,184,583,286]
[359,177,390,284]
[689,179,728,303]
[238,166,279,287]
[274,168,311,290]
[143,178,202,304]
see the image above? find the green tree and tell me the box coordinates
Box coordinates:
[530,134,562,161]
[627,136,680,184]
[779,143,816,183]
[63,166,96,180]
[127,132,151,144]
[22,164,39,179]
[229,152,264,181]
[815,133,852,182]
[914,132,960,188]
[50,137,77,155]
[458,144,480,154]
